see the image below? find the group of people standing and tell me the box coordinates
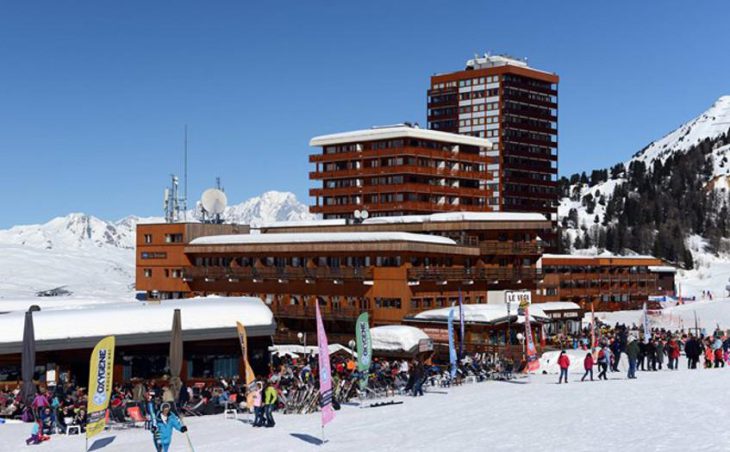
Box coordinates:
[556,324,730,383]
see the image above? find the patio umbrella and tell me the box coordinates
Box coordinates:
[21,309,37,406]
[169,308,183,401]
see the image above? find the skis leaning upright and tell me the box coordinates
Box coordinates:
[147,402,162,452]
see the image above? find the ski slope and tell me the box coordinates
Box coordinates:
[1,364,728,451]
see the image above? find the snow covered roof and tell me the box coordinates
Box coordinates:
[531,302,582,312]
[370,325,430,353]
[408,304,549,325]
[268,344,353,357]
[648,266,677,273]
[190,231,457,246]
[363,211,547,224]
[542,254,659,261]
[261,219,347,229]
[0,297,275,353]
[310,125,493,149]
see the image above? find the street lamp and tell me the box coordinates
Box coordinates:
[516,332,525,355]
[297,331,307,348]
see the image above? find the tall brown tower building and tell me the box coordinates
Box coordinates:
[428,54,559,225]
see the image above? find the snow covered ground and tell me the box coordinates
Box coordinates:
[596,297,730,332]
[1,363,728,451]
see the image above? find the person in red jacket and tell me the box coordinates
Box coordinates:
[581,352,594,382]
[558,350,571,384]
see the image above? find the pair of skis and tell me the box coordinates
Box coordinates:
[147,402,195,452]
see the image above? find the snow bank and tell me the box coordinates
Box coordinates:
[370,325,429,352]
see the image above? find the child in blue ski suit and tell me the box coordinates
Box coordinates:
[151,402,187,452]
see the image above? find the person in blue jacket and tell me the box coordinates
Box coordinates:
[152,402,188,452]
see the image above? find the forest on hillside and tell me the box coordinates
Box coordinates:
[558,130,730,269]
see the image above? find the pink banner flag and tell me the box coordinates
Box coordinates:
[524,306,539,372]
[315,302,335,427]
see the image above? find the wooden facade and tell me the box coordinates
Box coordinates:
[535,255,676,311]
[136,215,551,344]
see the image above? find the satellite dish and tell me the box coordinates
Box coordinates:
[354,210,362,219]
[201,188,228,215]
[361,210,369,220]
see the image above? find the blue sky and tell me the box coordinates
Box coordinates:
[1,1,728,227]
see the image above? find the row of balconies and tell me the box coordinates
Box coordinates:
[407,267,543,284]
[311,201,489,215]
[310,165,489,181]
[309,146,490,164]
[309,183,491,199]
[184,266,373,283]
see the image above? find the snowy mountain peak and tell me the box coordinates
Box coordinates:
[632,96,730,166]
[0,213,135,250]
[0,191,315,251]
[222,191,314,227]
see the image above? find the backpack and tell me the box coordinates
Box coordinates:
[598,350,606,360]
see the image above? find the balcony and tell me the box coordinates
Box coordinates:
[310,183,491,199]
[311,201,491,215]
[309,146,489,164]
[478,241,543,255]
[273,304,366,321]
[407,267,543,284]
[310,165,489,181]
[183,266,373,283]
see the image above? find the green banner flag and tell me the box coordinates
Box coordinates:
[355,312,372,390]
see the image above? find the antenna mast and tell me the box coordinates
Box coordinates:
[183,125,188,220]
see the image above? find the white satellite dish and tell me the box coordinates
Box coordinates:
[201,188,228,215]
[354,210,362,219]
[361,210,369,220]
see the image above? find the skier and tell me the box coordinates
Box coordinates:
[263,382,278,428]
[151,402,187,452]
[24,420,50,446]
[557,351,570,384]
[625,336,639,379]
[580,352,593,382]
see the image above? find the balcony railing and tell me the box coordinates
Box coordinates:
[408,267,543,283]
[183,266,373,282]
[274,304,367,320]
[478,241,543,255]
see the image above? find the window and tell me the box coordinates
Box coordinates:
[375,298,401,309]
[144,234,152,244]
[165,234,184,243]
[143,269,152,277]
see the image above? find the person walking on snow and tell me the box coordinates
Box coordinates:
[667,338,680,370]
[626,336,639,379]
[151,402,187,452]
[581,352,594,382]
[558,351,570,384]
